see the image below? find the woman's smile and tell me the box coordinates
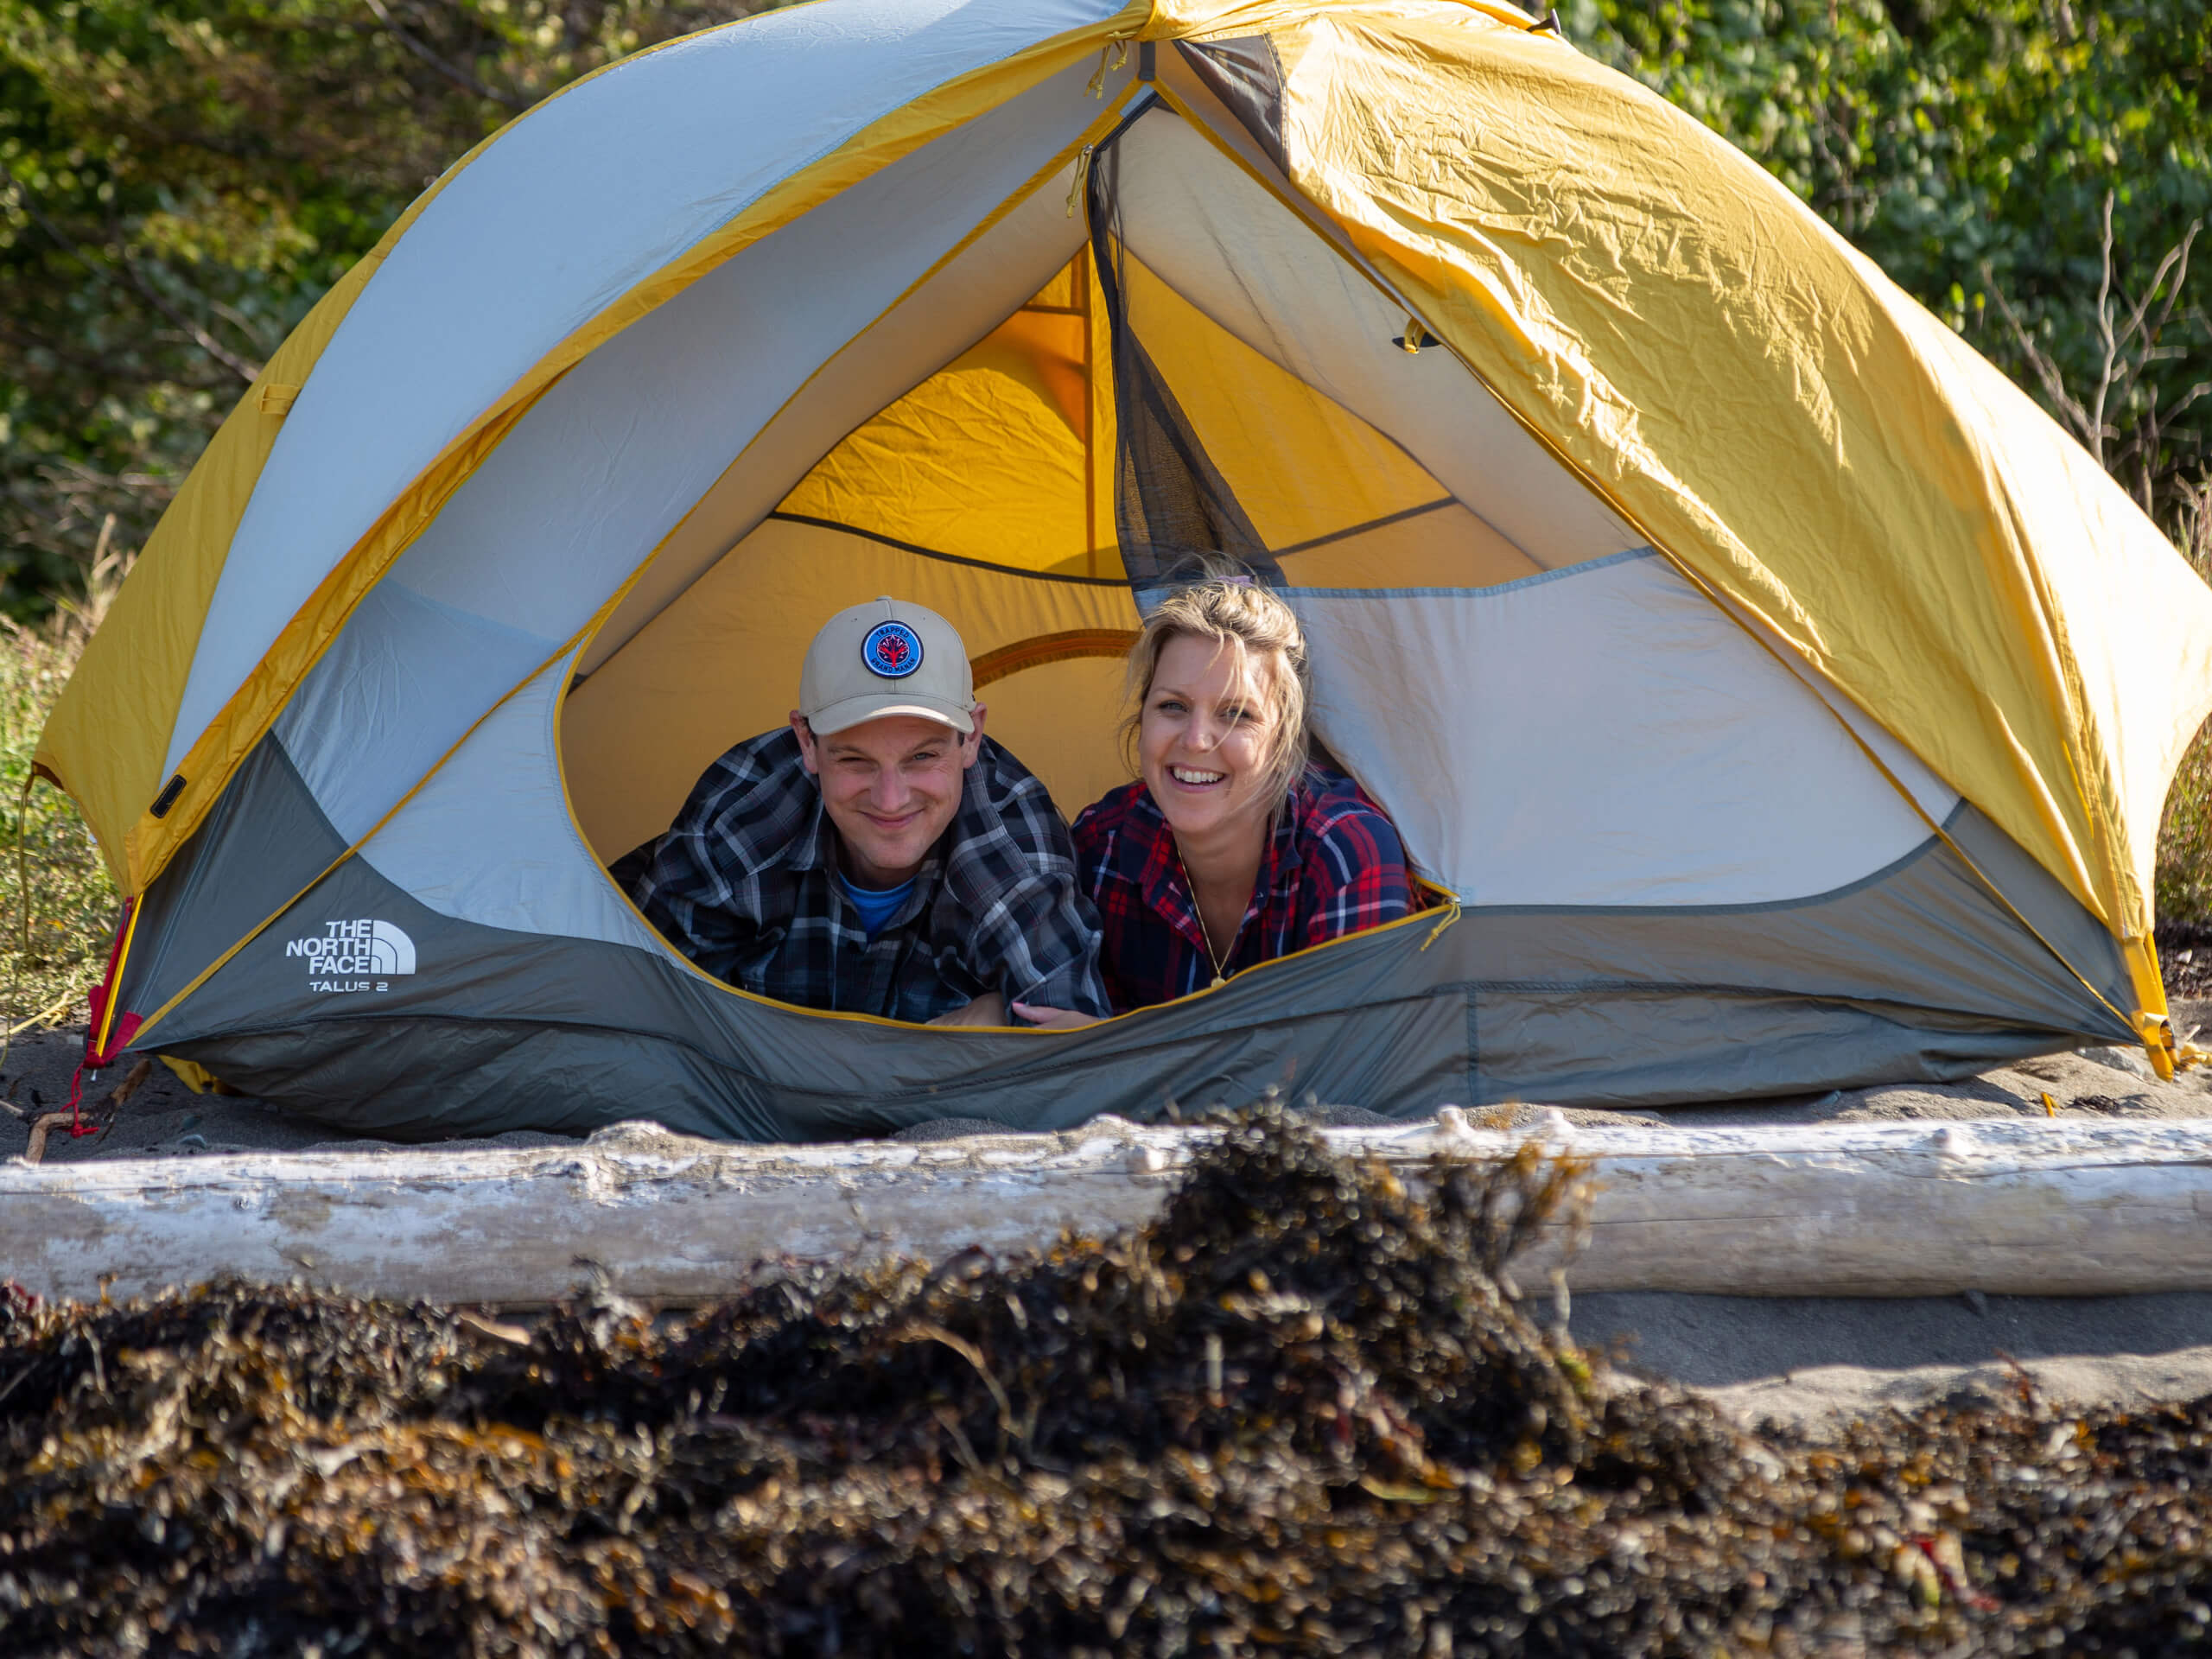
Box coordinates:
[1140,634,1275,839]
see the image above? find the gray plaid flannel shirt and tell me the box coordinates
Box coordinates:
[625,728,1110,1022]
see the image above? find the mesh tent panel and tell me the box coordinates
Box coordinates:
[1085,124,1279,588]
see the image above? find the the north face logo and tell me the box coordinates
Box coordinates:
[285,918,416,979]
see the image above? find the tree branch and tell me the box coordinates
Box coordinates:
[4,177,260,385]
[1981,264,2096,448]
[206,296,283,360]
[2158,381,2212,429]
[361,0,530,112]
[2090,191,2118,464]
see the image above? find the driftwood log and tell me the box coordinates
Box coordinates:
[3,1115,2210,1306]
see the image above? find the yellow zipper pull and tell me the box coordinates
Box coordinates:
[1420,892,1463,950]
[1065,143,1096,219]
[1087,36,1131,99]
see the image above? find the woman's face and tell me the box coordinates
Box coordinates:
[1138,632,1281,845]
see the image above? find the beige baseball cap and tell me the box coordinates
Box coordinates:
[798,596,976,736]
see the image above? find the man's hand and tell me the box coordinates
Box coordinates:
[1010,1001,1103,1031]
[928,992,1007,1027]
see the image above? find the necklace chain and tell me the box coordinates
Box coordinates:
[1178,844,1236,990]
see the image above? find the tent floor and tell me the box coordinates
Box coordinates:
[9,1007,2207,1166]
[6,1012,2211,1431]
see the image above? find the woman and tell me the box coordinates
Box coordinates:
[1014,574,1422,1024]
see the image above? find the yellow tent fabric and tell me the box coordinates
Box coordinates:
[779,255,1118,575]
[560,518,1143,858]
[1116,251,1540,587]
[1143,0,2212,1049]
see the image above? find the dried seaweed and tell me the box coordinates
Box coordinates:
[1,1105,2208,1656]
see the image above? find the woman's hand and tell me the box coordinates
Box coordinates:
[928,992,1007,1027]
[1011,1001,1103,1030]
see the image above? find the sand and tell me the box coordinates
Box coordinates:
[6,1003,2211,1428]
[1570,1289,2212,1430]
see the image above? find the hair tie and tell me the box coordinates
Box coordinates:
[1219,573,1254,587]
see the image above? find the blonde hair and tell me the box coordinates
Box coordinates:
[1120,568,1311,819]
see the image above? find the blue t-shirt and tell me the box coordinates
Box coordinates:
[837,872,917,942]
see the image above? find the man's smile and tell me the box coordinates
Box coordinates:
[860,807,926,832]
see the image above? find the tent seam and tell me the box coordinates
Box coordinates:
[1275,546,1655,601]
[1269,497,1456,558]
[765,512,1134,587]
[562,90,1144,679]
[124,616,613,1046]
[153,982,1464,1104]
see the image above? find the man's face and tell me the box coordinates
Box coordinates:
[791,709,986,888]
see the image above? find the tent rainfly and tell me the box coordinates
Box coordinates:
[37,0,2212,1141]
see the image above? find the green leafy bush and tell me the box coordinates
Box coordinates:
[0,0,779,613]
[2160,723,2212,939]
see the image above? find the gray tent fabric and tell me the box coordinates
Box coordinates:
[129,729,2134,1141]
[123,735,351,1023]
[1177,37,1287,175]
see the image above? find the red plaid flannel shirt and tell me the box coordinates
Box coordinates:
[1071,771,1423,1013]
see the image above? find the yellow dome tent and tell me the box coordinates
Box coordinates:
[36,0,2212,1139]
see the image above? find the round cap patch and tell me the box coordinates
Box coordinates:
[861,620,925,679]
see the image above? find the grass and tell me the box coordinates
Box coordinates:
[0,546,124,1042]
[2158,478,2212,944]
[2158,723,2212,942]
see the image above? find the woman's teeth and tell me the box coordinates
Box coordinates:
[1170,766,1225,785]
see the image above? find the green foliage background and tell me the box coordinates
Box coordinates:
[4,0,2205,604]
[0,0,790,607]
[0,0,2209,977]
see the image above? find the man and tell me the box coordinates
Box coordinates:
[624,596,1111,1026]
